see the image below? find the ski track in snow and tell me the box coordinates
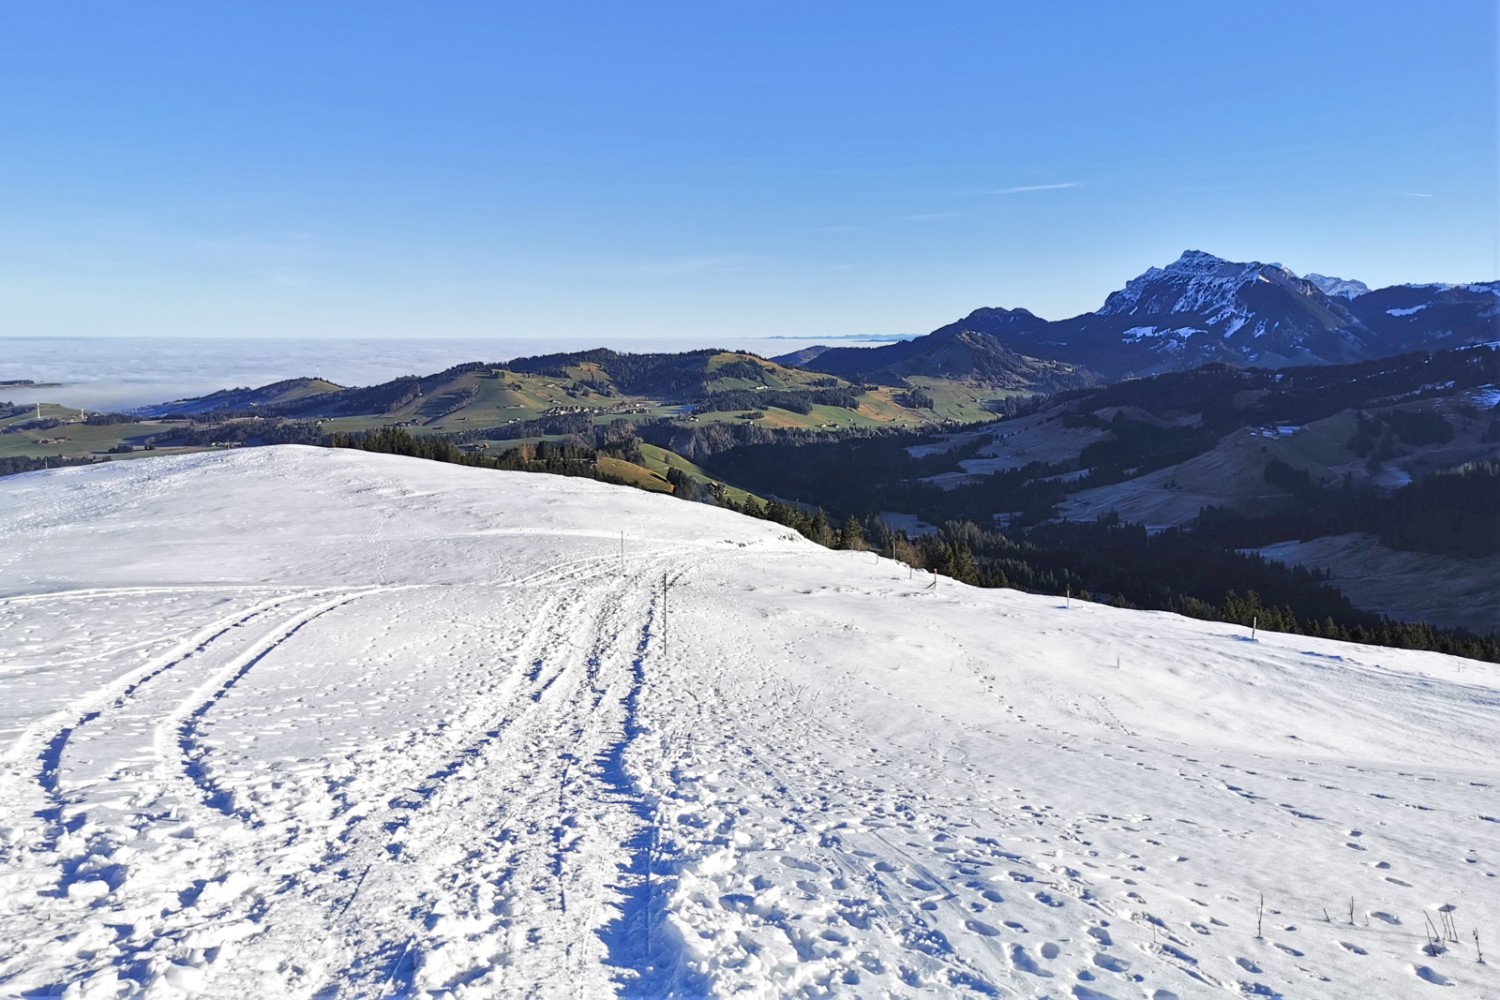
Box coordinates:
[1,446,1498,999]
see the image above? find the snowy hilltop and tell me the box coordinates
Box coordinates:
[2,446,1497,998]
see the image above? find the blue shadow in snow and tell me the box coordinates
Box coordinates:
[596,604,708,998]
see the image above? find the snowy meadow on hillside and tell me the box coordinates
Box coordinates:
[1,447,1497,998]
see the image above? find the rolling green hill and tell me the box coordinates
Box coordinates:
[6,346,1046,469]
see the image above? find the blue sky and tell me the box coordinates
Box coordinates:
[2,2,1495,343]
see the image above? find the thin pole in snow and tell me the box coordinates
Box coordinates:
[1251,616,1257,641]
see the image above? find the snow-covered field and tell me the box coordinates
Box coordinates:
[2,447,1497,999]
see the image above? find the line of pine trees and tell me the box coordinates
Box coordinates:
[326,427,623,483]
[0,454,106,477]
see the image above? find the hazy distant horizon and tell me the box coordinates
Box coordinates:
[0,334,902,412]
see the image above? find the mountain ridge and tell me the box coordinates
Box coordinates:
[782,250,1498,382]
[766,307,1098,394]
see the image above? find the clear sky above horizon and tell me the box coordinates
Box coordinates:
[2,2,1496,343]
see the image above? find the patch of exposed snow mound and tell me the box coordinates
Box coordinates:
[2,445,1498,998]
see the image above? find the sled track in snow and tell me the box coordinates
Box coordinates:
[0,587,413,996]
[176,588,400,823]
[0,584,288,606]
[290,554,687,1000]
[315,552,638,853]
[28,590,346,853]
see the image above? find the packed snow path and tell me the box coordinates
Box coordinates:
[1,447,1497,999]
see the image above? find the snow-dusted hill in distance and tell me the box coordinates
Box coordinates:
[1303,275,1371,301]
[2,447,1497,999]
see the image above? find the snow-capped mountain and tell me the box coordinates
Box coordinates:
[4,446,1498,997]
[977,250,1379,377]
[795,251,1498,383]
[1303,272,1372,299]
[1096,249,1308,324]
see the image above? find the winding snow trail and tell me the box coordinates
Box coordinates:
[2,447,1497,998]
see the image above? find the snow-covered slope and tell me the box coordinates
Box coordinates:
[2,447,1498,999]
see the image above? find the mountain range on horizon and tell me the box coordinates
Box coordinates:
[33,249,1496,424]
[782,250,1499,384]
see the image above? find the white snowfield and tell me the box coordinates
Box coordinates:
[2,448,1497,1000]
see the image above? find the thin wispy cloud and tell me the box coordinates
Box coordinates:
[590,256,752,280]
[992,182,1083,195]
[1399,191,1434,198]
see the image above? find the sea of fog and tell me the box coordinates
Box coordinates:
[0,335,896,413]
